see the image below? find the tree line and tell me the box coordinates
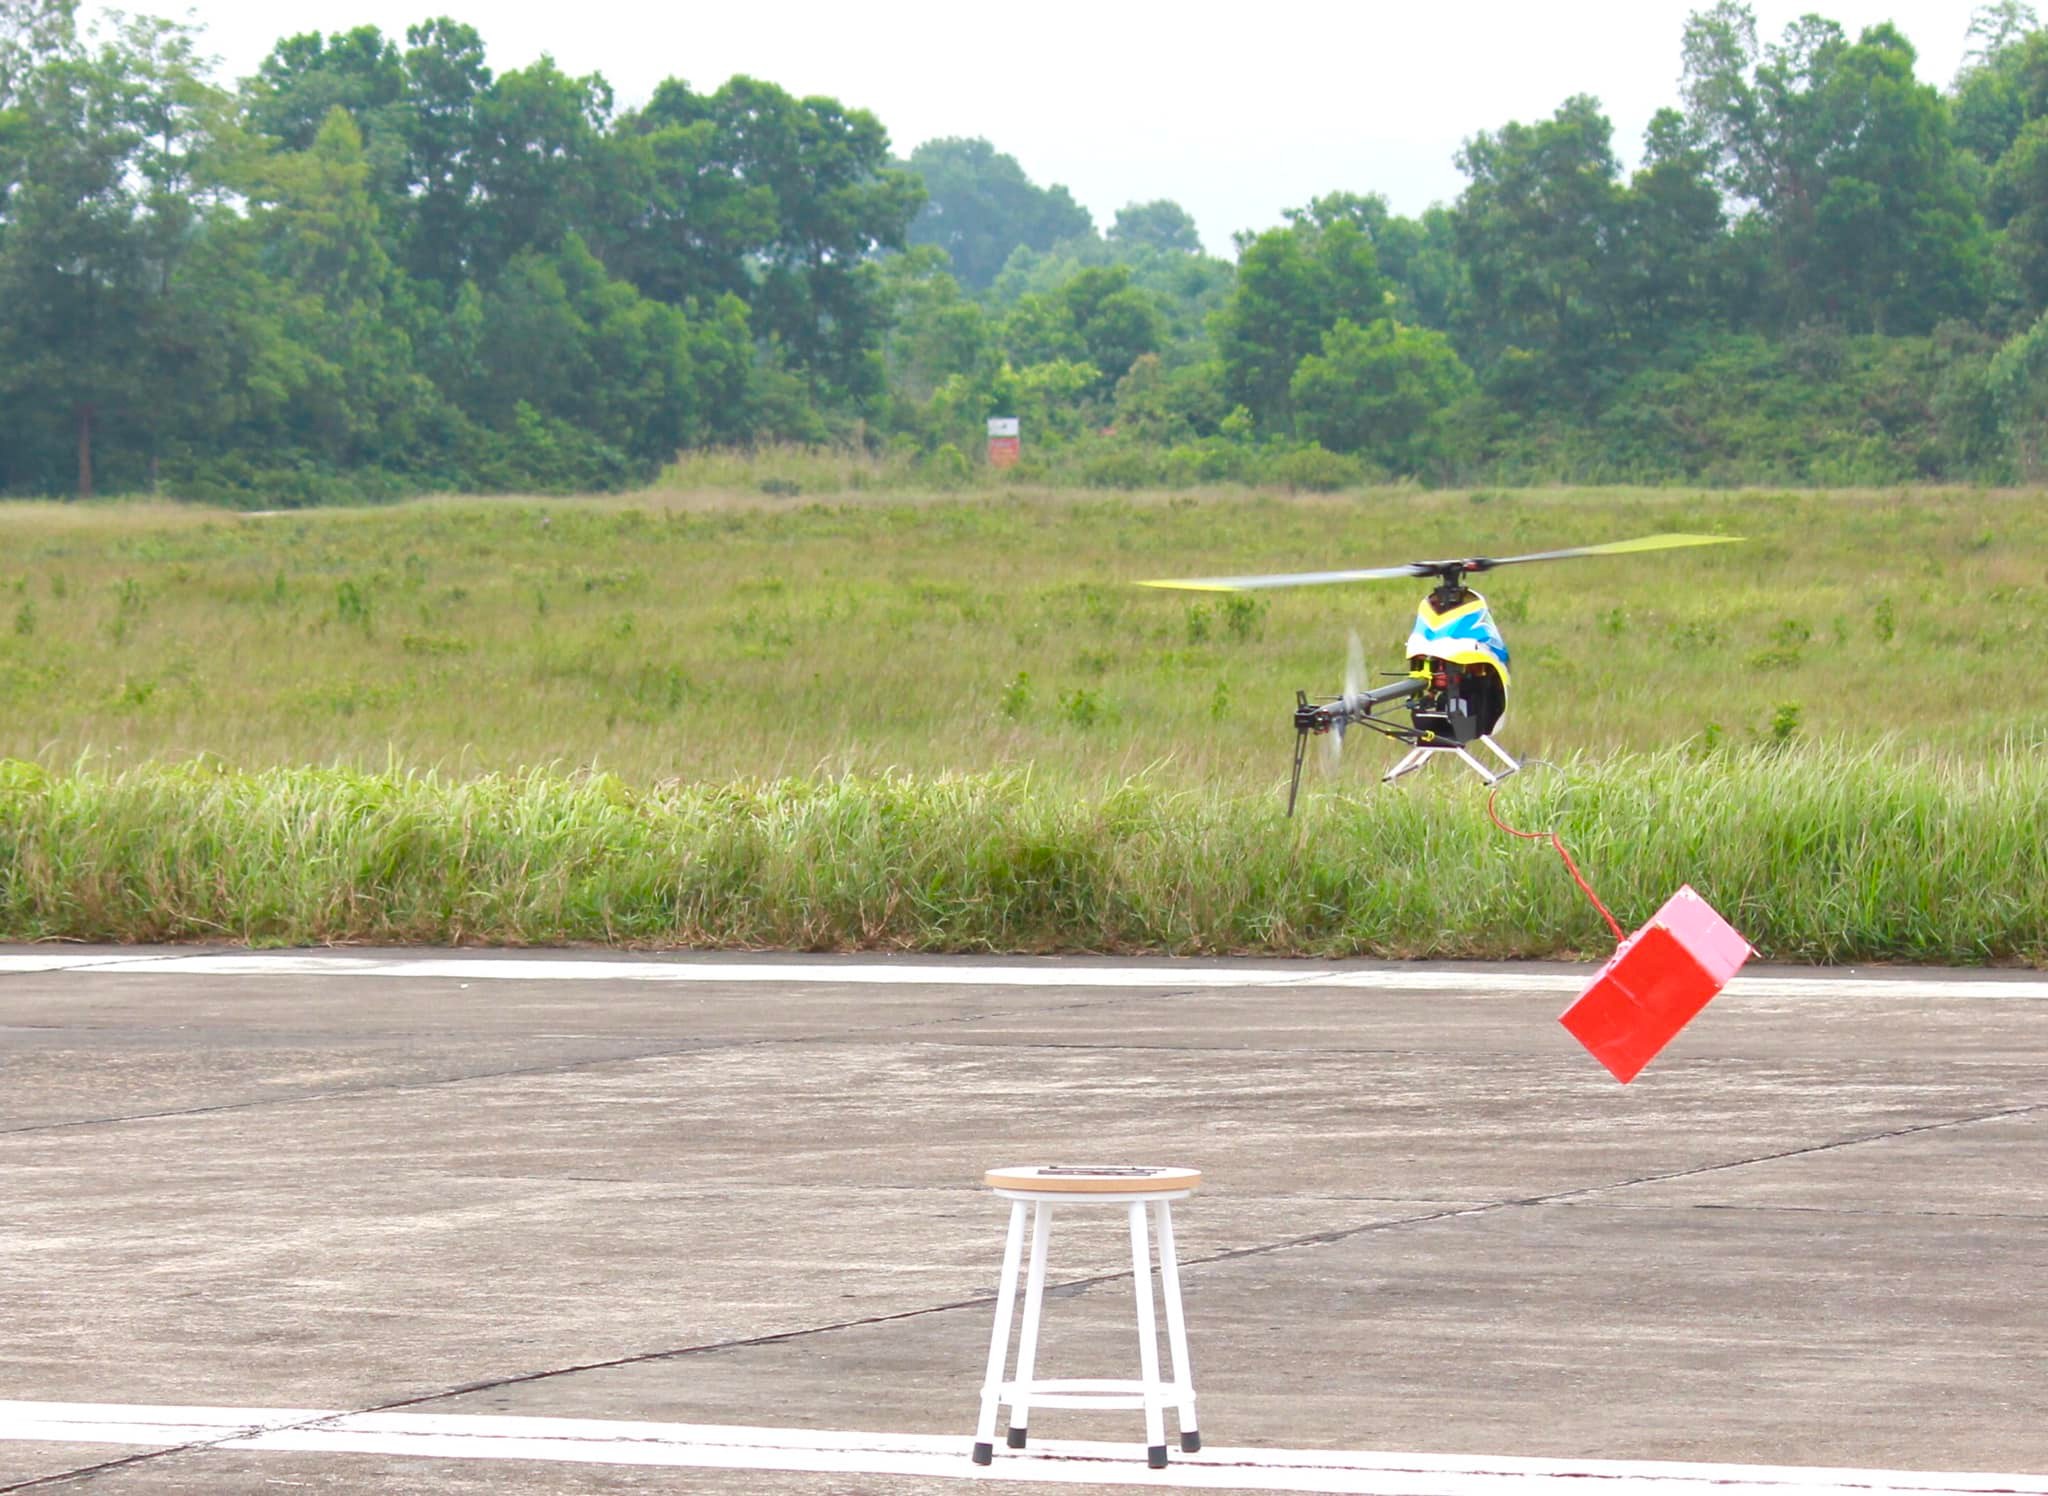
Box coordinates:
[1,0,2044,500]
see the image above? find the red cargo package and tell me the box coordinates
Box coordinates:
[1559,885,1752,1083]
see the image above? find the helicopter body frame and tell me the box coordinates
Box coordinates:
[1290,584,1523,807]
[1139,532,1742,814]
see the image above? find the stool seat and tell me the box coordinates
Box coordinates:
[984,1164,1201,1196]
[972,1163,1201,1470]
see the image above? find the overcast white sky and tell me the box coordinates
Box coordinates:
[138,0,1984,255]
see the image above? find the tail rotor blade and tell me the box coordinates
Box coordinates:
[1320,632,1362,776]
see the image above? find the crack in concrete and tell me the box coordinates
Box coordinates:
[1655,1202,2048,1222]
[910,1036,2048,1069]
[3,1446,200,1491]
[0,1285,1021,1490]
[1541,1100,2047,1206]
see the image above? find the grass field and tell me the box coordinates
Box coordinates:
[1,483,2044,788]
[2,482,2044,960]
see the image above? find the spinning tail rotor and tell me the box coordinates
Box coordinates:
[1287,664,1427,815]
[1318,631,1368,774]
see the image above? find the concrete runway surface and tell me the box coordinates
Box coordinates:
[1,948,2043,1494]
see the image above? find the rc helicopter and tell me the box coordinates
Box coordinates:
[1140,532,1740,814]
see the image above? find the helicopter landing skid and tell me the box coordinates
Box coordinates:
[1383,734,1522,787]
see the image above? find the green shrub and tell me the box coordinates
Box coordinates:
[1262,443,1364,492]
[1078,447,1159,489]
[921,443,973,488]
[1059,687,1105,727]
[1160,440,1254,486]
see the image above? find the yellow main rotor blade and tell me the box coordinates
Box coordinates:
[1135,532,1742,592]
[1488,532,1743,567]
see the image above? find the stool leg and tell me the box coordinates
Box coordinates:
[1127,1200,1168,1469]
[1153,1199,1199,1453]
[1007,1202,1054,1448]
[973,1200,1027,1465]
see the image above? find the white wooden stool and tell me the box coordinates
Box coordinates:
[972,1164,1201,1470]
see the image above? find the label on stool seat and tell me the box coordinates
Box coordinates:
[983,1164,1202,1193]
[1042,1166,1164,1177]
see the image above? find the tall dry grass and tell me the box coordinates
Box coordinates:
[3,748,2040,962]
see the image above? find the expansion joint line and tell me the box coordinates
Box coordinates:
[0,1289,1025,1491]
[1545,1098,2048,1207]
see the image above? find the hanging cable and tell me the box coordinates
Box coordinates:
[1487,783,1626,944]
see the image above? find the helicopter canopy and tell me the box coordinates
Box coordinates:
[1408,591,1510,685]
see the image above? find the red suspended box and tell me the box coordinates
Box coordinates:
[1559,885,1752,1084]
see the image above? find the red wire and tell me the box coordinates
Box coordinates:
[1486,785,1627,944]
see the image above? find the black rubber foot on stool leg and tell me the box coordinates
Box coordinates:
[1181,1431,1201,1453]
[971,1442,993,1465]
[1007,1427,1027,1448]
[1148,1445,1169,1469]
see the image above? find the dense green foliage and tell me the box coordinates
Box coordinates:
[0,3,918,499]
[3,751,2043,961]
[5,1,2048,499]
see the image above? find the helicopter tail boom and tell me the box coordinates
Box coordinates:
[1287,676,1428,815]
[1292,675,1426,736]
